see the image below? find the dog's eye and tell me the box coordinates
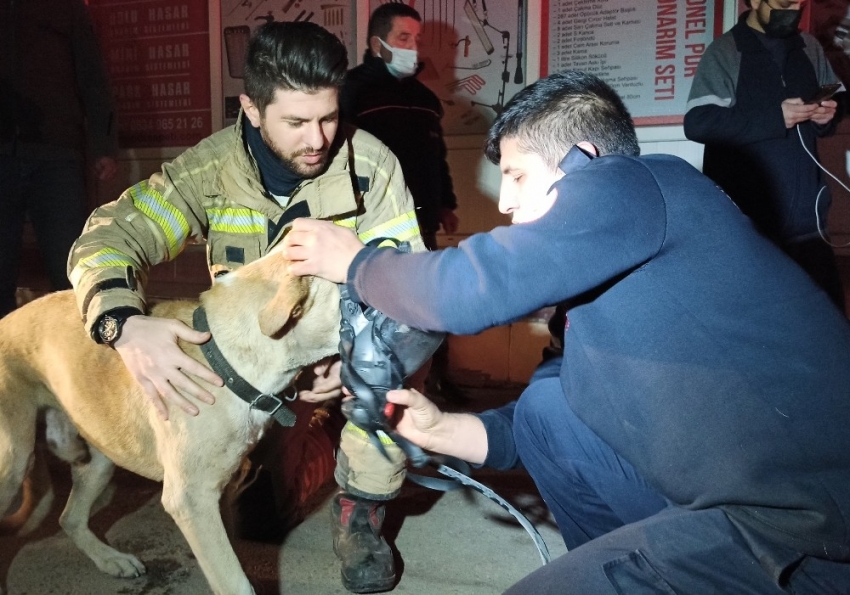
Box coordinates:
[290,305,303,319]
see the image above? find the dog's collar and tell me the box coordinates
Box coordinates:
[192,307,297,426]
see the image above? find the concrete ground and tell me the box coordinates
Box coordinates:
[0,383,567,595]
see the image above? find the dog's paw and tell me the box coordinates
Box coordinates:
[94,552,147,578]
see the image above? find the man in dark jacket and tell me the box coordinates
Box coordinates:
[0,0,118,318]
[684,0,846,312]
[284,70,850,594]
[340,3,458,251]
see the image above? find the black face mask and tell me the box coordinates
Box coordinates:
[761,6,802,39]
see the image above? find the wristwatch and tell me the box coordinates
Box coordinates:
[96,309,141,347]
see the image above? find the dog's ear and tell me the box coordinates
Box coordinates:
[258,275,307,337]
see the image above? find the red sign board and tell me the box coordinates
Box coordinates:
[88,0,212,148]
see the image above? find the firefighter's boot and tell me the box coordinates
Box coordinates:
[331,491,396,593]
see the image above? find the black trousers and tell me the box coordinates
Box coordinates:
[0,155,88,317]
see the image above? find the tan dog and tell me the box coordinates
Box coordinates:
[0,245,341,595]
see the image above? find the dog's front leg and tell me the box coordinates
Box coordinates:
[162,473,256,595]
[60,446,146,578]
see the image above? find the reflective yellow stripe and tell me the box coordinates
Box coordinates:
[70,248,135,286]
[207,207,265,234]
[343,422,396,445]
[354,153,403,217]
[357,211,420,244]
[129,182,189,260]
[334,216,357,230]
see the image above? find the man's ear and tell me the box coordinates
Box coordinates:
[369,35,383,58]
[240,94,262,128]
[576,141,599,156]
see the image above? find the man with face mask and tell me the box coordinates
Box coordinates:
[685,0,847,313]
[340,4,458,254]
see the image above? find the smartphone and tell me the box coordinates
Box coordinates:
[804,83,842,105]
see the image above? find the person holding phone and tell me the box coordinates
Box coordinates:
[805,82,842,104]
[684,0,846,313]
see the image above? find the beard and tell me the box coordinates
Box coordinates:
[259,125,330,179]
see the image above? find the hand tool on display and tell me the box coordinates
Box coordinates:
[464,0,494,54]
[515,0,524,84]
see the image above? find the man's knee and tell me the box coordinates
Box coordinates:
[513,378,571,456]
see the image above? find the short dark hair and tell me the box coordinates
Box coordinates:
[484,71,640,169]
[367,4,421,41]
[244,21,348,114]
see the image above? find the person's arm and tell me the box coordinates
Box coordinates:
[436,139,459,234]
[286,153,667,335]
[69,160,223,420]
[298,357,343,403]
[684,39,788,145]
[804,34,844,133]
[113,315,223,420]
[809,99,840,129]
[434,114,458,232]
[348,131,425,252]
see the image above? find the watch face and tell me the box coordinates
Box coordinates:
[99,316,120,344]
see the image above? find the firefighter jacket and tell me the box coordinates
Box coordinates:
[69,112,424,337]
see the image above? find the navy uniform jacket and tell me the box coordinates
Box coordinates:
[346,147,850,563]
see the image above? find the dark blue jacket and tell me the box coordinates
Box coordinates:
[684,14,841,243]
[347,148,850,562]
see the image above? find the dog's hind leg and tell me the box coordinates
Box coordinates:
[45,408,89,465]
[161,471,256,595]
[0,390,37,525]
[4,407,85,536]
[59,445,146,578]
[14,409,95,536]
[0,443,55,536]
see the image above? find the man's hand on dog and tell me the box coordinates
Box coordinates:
[116,316,224,420]
[283,218,364,282]
[299,357,343,402]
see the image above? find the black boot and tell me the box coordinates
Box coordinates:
[331,492,396,593]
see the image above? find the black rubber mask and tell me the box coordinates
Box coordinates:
[337,242,445,436]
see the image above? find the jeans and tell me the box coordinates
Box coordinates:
[513,374,669,550]
[0,155,88,317]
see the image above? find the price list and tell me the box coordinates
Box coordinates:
[545,0,720,124]
[89,0,212,148]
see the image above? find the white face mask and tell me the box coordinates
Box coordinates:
[378,37,418,79]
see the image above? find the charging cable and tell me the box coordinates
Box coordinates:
[796,123,850,248]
